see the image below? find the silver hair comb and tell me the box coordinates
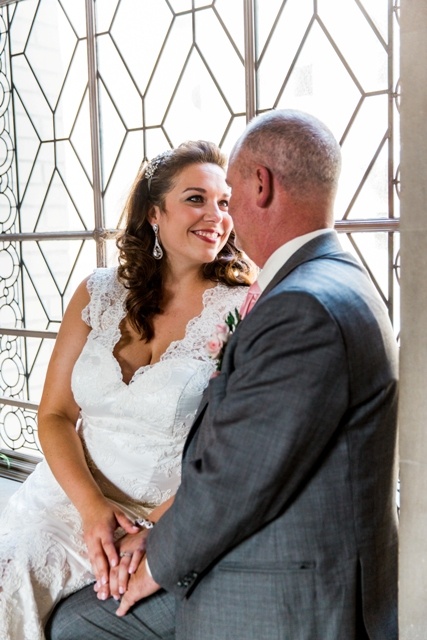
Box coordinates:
[145,150,173,190]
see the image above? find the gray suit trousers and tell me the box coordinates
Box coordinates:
[45,585,176,640]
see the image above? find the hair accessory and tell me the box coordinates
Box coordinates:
[145,150,173,190]
[152,223,163,260]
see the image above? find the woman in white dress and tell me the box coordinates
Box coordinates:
[0,140,254,639]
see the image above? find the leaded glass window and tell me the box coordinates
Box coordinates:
[0,0,400,476]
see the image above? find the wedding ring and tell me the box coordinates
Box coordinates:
[119,551,133,558]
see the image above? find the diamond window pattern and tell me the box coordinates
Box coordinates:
[0,0,400,466]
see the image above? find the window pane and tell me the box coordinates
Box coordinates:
[0,0,400,463]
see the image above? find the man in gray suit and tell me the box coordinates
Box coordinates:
[47,109,398,639]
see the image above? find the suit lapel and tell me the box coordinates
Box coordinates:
[260,231,343,299]
[183,231,344,458]
[183,388,210,456]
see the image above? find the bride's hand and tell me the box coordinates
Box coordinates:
[97,530,149,601]
[81,498,139,595]
[96,499,173,601]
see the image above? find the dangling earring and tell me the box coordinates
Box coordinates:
[152,223,163,260]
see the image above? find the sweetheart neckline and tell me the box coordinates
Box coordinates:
[110,285,220,386]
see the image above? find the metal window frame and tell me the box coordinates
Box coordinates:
[0,0,400,479]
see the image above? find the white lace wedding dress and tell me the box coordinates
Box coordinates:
[0,267,247,640]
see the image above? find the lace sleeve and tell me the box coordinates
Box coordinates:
[81,268,126,332]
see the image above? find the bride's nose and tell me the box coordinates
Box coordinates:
[203,203,223,222]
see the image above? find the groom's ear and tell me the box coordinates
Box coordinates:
[255,165,273,208]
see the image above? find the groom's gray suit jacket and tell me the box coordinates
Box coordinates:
[147,231,399,640]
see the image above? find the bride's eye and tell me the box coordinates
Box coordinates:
[187,195,204,203]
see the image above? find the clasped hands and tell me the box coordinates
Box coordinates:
[95,528,161,616]
[82,501,160,617]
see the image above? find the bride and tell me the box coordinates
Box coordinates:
[0,140,254,639]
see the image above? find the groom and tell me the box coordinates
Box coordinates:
[47,109,398,639]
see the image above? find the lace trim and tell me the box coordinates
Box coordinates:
[81,268,126,351]
[162,283,247,363]
[81,268,248,362]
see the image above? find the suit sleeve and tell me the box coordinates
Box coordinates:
[146,289,349,596]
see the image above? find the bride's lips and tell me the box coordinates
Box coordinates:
[191,230,221,244]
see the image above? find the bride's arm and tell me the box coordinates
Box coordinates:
[37,278,139,586]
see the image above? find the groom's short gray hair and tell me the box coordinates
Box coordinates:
[235,108,342,198]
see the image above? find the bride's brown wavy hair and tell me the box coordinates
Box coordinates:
[116,140,255,341]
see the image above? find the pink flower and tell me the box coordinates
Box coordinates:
[206,307,242,372]
[206,336,224,359]
[215,323,229,342]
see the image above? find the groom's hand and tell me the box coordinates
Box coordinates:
[116,559,161,617]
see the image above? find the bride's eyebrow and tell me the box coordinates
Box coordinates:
[181,187,231,198]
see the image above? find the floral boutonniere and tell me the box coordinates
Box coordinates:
[206,308,242,372]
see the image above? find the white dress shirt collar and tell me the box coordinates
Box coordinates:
[257,229,335,292]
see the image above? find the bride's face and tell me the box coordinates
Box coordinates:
[150,162,233,270]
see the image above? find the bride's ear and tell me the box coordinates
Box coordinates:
[148,205,160,223]
[255,166,273,208]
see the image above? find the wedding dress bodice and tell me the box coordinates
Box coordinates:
[73,268,246,511]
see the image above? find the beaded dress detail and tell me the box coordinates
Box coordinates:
[0,267,247,640]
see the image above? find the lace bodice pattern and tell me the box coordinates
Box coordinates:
[0,267,248,640]
[73,268,247,511]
